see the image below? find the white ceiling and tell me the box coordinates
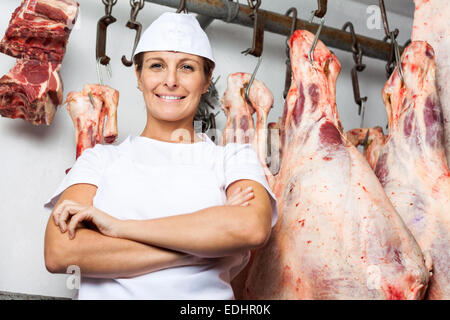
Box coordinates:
[351,0,415,17]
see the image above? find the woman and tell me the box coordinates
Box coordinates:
[43,12,278,300]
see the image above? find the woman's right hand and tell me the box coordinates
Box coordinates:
[225,186,254,207]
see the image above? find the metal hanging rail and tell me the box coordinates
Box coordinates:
[144,0,402,62]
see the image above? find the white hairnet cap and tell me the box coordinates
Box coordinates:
[133,12,215,66]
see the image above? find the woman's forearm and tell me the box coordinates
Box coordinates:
[116,204,268,258]
[45,220,196,279]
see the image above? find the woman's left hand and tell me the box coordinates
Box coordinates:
[52,200,121,240]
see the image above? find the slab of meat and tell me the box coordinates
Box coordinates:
[375,41,450,300]
[232,30,430,300]
[0,0,79,125]
[346,127,386,170]
[0,59,62,125]
[0,0,79,64]
[66,84,119,158]
[412,0,450,166]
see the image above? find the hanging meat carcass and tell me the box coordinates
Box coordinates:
[0,0,79,64]
[227,30,431,300]
[0,59,63,125]
[221,72,277,299]
[66,84,119,159]
[374,41,450,300]
[412,0,450,166]
[0,0,79,125]
[346,127,386,170]
[221,73,275,186]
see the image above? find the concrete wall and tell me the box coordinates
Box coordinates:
[0,0,413,299]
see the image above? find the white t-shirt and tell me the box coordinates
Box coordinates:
[43,133,278,300]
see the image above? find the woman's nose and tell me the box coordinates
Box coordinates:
[163,68,178,88]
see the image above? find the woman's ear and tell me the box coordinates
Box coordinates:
[135,67,143,91]
[202,75,212,94]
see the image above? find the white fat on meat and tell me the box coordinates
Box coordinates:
[376,41,450,300]
[412,0,450,166]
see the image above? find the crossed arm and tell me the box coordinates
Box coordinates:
[44,179,273,279]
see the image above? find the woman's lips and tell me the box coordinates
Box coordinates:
[155,94,186,102]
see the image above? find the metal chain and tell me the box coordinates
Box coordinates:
[247,0,261,10]
[130,0,144,10]
[342,22,365,71]
[102,0,117,6]
[102,0,117,15]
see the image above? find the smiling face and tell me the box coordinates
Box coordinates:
[135,51,211,126]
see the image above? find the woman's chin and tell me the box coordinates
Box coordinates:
[153,112,191,123]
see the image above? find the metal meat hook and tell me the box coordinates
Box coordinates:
[245,56,263,103]
[97,0,117,66]
[122,0,145,67]
[362,127,370,148]
[96,0,117,82]
[97,57,112,85]
[88,92,96,108]
[241,0,264,57]
[308,0,328,65]
[308,16,325,65]
[392,32,405,84]
[343,21,368,124]
[379,0,398,41]
[283,7,298,99]
[379,0,404,83]
[313,0,327,19]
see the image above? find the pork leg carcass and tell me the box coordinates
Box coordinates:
[221,73,276,299]
[239,30,430,300]
[346,127,386,170]
[66,84,119,158]
[375,41,450,300]
[221,73,275,185]
[221,73,257,146]
[412,0,450,166]
[0,59,63,125]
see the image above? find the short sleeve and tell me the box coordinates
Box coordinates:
[224,143,278,228]
[43,144,106,214]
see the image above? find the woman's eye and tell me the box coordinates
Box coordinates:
[181,65,194,71]
[150,63,163,69]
